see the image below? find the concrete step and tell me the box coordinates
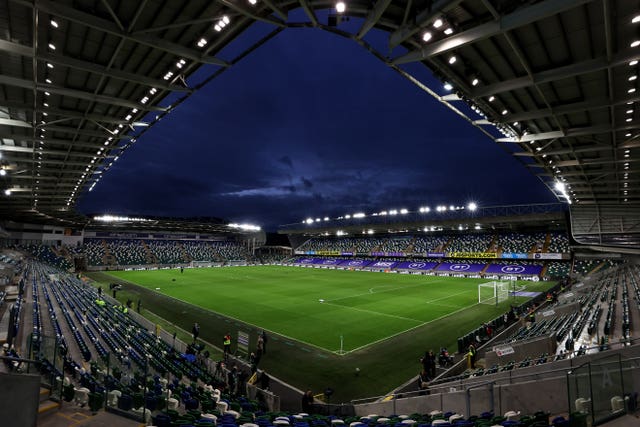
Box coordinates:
[39,387,51,403]
[37,399,60,417]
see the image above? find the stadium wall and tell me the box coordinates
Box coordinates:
[0,372,41,426]
[354,343,640,417]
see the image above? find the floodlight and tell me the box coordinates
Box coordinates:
[0,170,6,176]
[400,208,408,214]
[433,18,443,28]
[248,0,257,4]
[471,77,479,86]
[448,55,456,64]
[345,214,351,219]
[367,229,374,235]
[467,202,477,211]
[305,218,314,224]
[554,182,565,192]
[353,213,365,218]
[422,31,432,42]
[48,43,55,50]
[315,218,321,222]
[631,60,639,66]
[389,210,398,215]
[51,20,58,28]
[634,15,640,23]
[444,82,453,90]
[631,40,640,48]
[444,27,453,35]
[335,1,346,13]
[323,217,329,221]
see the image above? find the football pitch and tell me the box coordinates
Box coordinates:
[105,265,550,354]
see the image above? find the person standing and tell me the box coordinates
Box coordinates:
[468,344,477,369]
[261,330,268,354]
[426,349,436,378]
[256,334,264,362]
[301,390,314,413]
[192,322,200,343]
[223,332,232,359]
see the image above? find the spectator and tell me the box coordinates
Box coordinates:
[192,322,200,343]
[223,332,232,359]
[301,390,314,413]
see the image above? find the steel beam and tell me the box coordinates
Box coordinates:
[11,0,229,66]
[393,0,596,64]
[389,0,463,49]
[357,0,393,40]
[471,49,639,99]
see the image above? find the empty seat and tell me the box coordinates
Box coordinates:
[168,397,180,411]
[107,389,121,406]
[611,396,625,412]
[74,387,90,406]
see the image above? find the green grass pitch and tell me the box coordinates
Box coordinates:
[105,266,550,354]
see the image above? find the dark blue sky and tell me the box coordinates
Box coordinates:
[77,22,556,231]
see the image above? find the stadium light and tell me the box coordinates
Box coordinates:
[444,82,453,91]
[336,230,346,236]
[367,229,374,235]
[305,218,314,224]
[345,214,351,219]
[433,18,443,28]
[422,31,432,42]
[228,223,261,231]
[3,189,10,196]
[323,217,329,221]
[335,1,346,13]
[467,202,477,211]
[93,215,152,222]
[400,208,408,214]
[352,213,365,218]
[389,209,398,215]
[379,211,388,216]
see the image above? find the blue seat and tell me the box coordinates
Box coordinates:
[118,394,133,411]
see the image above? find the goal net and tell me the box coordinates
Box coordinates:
[478,281,511,305]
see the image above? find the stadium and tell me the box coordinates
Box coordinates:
[0,1,639,427]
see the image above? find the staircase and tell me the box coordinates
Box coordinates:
[101,241,117,265]
[37,386,60,423]
[142,241,158,264]
[179,243,193,263]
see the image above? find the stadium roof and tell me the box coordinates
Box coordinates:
[0,0,637,241]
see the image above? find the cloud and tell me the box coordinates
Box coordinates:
[301,177,313,188]
[222,186,301,198]
[278,155,294,169]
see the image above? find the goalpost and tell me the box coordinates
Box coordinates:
[478,280,511,305]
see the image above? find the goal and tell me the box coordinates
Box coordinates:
[478,281,511,305]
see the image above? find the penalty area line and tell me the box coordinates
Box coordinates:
[340,302,482,356]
